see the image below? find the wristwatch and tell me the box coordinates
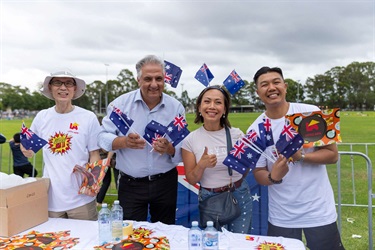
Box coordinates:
[296,152,305,163]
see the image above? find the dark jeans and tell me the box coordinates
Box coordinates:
[13,163,38,177]
[118,167,178,225]
[268,221,345,250]
[96,168,119,203]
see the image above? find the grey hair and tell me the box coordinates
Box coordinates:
[135,55,165,79]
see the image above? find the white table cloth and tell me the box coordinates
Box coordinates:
[19,218,306,249]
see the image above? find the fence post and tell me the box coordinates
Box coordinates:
[338,151,373,250]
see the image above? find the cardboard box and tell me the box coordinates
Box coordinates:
[0,178,49,237]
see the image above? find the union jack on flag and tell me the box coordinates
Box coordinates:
[280,120,298,141]
[20,122,47,153]
[151,133,163,143]
[258,118,275,148]
[21,122,34,139]
[230,140,246,159]
[223,139,262,174]
[166,114,190,146]
[244,129,258,143]
[164,60,183,88]
[276,119,303,158]
[173,114,187,131]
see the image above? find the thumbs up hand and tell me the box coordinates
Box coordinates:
[198,146,217,169]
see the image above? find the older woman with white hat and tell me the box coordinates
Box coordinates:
[23,70,101,220]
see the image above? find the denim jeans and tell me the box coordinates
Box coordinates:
[199,179,252,234]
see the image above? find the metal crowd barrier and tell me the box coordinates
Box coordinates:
[337,151,374,250]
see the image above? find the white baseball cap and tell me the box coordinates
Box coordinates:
[41,70,86,100]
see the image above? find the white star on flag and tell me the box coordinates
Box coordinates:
[252,193,261,202]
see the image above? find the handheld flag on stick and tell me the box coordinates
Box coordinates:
[109,106,134,136]
[223,139,262,174]
[194,63,214,87]
[258,117,275,147]
[164,60,183,88]
[223,69,246,95]
[143,120,168,145]
[243,129,275,163]
[166,114,190,146]
[275,120,304,159]
[20,122,47,153]
[258,117,278,159]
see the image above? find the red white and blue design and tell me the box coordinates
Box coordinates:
[223,69,246,95]
[109,106,134,136]
[166,114,190,146]
[143,120,167,145]
[275,120,304,158]
[20,122,47,153]
[194,63,214,87]
[223,136,262,174]
[164,60,183,88]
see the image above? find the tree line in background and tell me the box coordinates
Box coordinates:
[0,61,374,116]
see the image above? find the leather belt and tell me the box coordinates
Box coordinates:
[120,168,176,182]
[202,178,243,193]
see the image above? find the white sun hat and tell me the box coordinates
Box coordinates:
[41,70,86,100]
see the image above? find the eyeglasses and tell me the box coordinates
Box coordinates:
[50,80,76,88]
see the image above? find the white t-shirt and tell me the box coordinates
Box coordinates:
[31,106,101,212]
[247,103,337,228]
[182,126,244,188]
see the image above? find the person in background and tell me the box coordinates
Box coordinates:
[98,55,185,224]
[10,133,38,177]
[96,151,118,205]
[22,70,101,221]
[182,85,252,233]
[247,66,344,250]
[0,133,6,144]
[96,116,119,206]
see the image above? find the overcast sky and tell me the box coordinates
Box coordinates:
[1,0,374,99]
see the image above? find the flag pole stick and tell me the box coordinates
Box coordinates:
[242,137,276,163]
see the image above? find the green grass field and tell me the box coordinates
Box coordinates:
[1,111,374,249]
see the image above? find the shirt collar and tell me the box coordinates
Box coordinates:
[134,89,165,109]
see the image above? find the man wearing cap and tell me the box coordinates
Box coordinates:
[22,70,101,220]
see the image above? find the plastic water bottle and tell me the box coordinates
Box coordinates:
[188,221,202,250]
[111,200,123,242]
[203,221,218,250]
[98,203,112,245]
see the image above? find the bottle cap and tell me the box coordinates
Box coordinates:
[207,221,213,227]
[192,221,198,227]
[114,200,120,205]
[102,203,108,208]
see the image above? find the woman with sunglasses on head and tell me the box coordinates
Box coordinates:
[182,85,252,233]
[22,70,102,221]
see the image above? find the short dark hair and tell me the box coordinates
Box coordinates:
[13,133,21,143]
[194,85,231,128]
[253,66,284,84]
